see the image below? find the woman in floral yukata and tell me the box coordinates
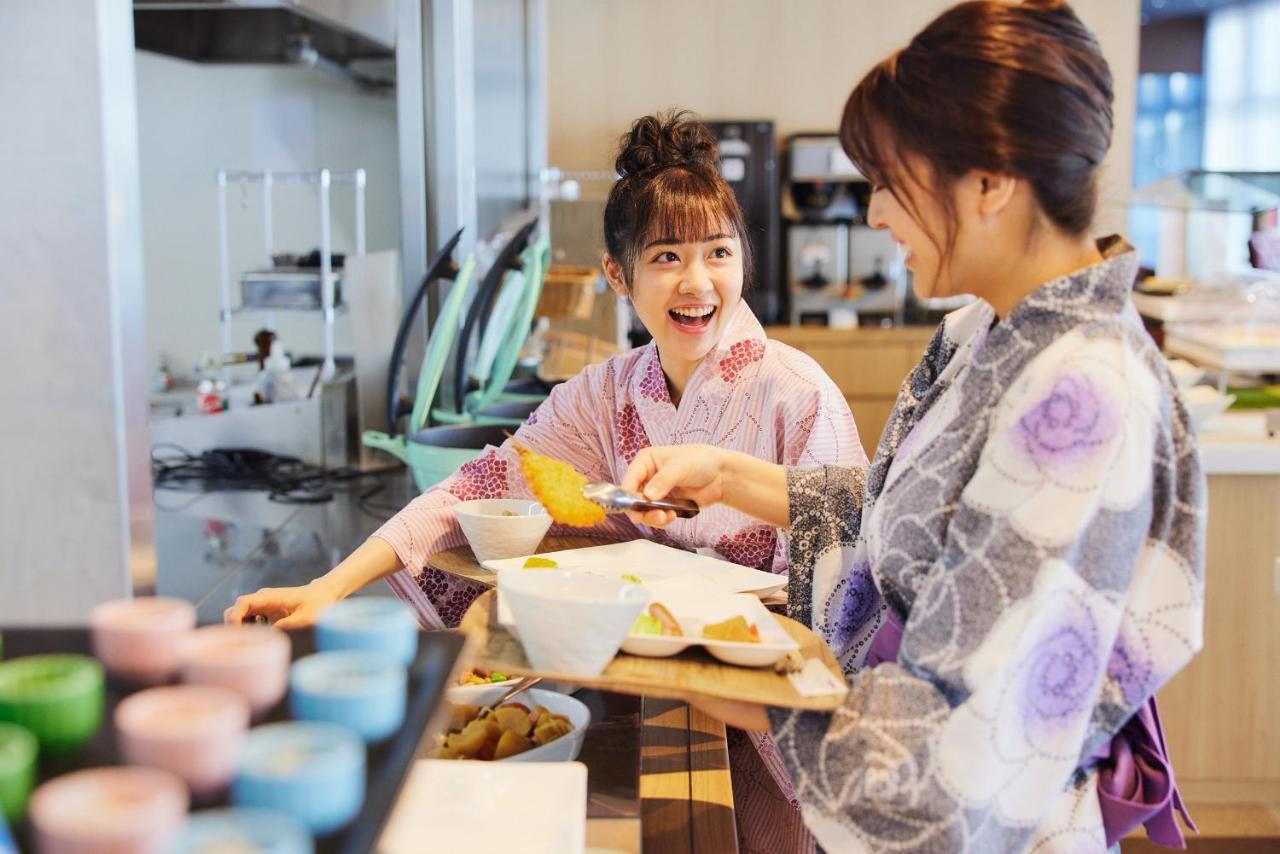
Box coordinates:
[622,3,1205,852]
[229,111,862,854]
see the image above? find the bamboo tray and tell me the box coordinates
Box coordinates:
[458,590,848,711]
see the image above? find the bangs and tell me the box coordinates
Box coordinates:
[839,59,907,191]
[636,167,742,249]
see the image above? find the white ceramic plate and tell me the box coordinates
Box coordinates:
[379,760,587,854]
[483,539,787,597]
[620,592,799,668]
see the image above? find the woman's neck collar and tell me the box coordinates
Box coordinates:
[987,234,1105,318]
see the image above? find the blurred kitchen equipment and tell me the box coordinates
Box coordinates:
[784,134,906,325]
[704,121,782,325]
[536,265,599,321]
[217,169,366,385]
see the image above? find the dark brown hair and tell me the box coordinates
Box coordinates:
[603,111,753,288]
[841,0,1113,258]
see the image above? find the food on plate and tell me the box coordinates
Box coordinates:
[630,602,682,637]
[522,556,559,569]
[499,510,519,517]
[702,615,761,644]
[432,701,573,760]
[457,667,511,686]
[512,442,606,527]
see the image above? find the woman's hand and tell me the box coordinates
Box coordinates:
[223,578,342,629]
[621,444,732,527]
[622,445,792,530]
[223,537,403,628]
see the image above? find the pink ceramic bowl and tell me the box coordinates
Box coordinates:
[28,766,188,854]
[89,597,197,685]
[115,684,250,799]
[180,624,291,717]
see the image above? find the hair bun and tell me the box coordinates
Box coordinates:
[615,111,719,179]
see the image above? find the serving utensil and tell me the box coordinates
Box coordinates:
[476,675,543,720]
[581,482,699,519]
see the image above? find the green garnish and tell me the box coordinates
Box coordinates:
[630,613,663,635]
[490,672,509,682]
[621,573,643,584]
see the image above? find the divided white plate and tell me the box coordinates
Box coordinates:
[379,760,587,854]
[483,539,787,597]
[620,591,799,668]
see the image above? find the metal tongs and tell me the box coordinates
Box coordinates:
[581,482,700,519]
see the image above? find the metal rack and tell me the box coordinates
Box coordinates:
[216,168,367,383]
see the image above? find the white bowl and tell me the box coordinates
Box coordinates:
[452,499,553,563]
[1183,384,1235,427]
[498,572,649,678]
[442,685,590,762]
[1166,358,1205,389]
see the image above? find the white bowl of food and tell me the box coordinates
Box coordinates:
[1182,384,1235,428]
[1166,358,1205,389]
[434,685,590,762]
[498,571,649,678]
[452,499,553,563]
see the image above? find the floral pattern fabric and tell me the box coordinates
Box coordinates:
[768,238,1206,853]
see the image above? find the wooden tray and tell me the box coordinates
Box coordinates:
[458,590,848,712]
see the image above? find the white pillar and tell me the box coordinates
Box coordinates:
[0,0,154,622]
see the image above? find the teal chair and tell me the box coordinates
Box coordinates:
[363,221,548,490]
[434,221,550,426]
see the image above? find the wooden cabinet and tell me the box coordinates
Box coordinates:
[1158,473,1280,803]
[765,325,935,459]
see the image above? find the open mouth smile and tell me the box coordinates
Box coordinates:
[668,304,717,332]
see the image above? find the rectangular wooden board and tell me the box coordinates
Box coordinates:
[458,590,848,712]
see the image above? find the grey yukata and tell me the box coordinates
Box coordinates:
[769,238,1206,852]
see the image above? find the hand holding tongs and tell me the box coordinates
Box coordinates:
[581,482,700,519]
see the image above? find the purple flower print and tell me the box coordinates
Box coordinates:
[1014,374,1116,469]
[1019,606,1101,747]
[830,561,880,648]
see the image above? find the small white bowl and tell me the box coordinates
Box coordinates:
[442,685,590,762]
[498,571,649,678]
[1166,358,1205,390]
[452,499,553,563]
[1183,384,1236,427]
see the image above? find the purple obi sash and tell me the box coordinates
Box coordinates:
[867,609,1195,848]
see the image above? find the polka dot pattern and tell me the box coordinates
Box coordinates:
[615,402,651,464]
[639,355,671,403]
[416,568,489,628]
[719,340,766,385]
[447,450,509,500]
[716,525,778,571]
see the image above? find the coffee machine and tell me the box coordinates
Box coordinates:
[784,134,905,326]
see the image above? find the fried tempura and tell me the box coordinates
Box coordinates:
[512,442,606,527]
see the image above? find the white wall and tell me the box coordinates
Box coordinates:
[547,0,1140,236]
[134,52,401,380]
[0,0,152,621]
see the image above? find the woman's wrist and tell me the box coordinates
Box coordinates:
[312,537,403,601]
[720,451,790,529]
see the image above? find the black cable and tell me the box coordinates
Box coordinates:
[151,444,402,507]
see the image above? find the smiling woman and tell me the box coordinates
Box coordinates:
[601,113,753,404]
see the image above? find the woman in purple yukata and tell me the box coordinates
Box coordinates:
[229,112,863,854]
[622,3,1205,851]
